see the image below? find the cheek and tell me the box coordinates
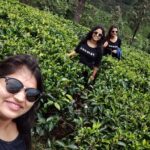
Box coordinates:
[21,102,35,117]
[93,35,100,40]
[0,85,10,100]
[92,34,95,38]
[25,101,35,111]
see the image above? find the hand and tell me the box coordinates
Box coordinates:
[66,53,71,57]
[103,41,108,48]
[66,51,77,58]
[112,50,117,54]
[88,75,95,83]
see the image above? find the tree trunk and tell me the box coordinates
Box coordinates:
[19,0,30,5]
[130,0,149,45]
[130,21,140,45]
[74,0,86,23]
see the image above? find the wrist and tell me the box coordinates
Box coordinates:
[90,75,95,80]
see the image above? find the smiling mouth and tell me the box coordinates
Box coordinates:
[5,101,23,111]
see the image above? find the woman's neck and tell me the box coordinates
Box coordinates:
[87,39,97,48]
[110,35,118,42]
[110,35,117,39]
[0,118,18,141]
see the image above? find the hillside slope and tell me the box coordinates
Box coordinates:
[0,0,150,149]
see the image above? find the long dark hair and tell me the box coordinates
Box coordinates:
[77,25,105,48]
[0,54,43,150]
[106,25,118,40]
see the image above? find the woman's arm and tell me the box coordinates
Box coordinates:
[92,67,99,78]
[89,67,99,81]
[103,41,108,48]
[118,38,122,48]
[67,50,78,58]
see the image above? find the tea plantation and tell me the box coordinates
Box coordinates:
[0,0,150,149]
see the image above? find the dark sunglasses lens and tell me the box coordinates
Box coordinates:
[6,78,23,93]
[112,31,118,33]
[26,88,41,102]
[98,34,102,37]
[94,32,102,37]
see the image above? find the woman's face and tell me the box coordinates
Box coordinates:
[92,28,103,42]
[0,66,37,121]
[111,27,118,37]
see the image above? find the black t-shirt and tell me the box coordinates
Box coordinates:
[75,42,103,69]
[0,135,26,150]
[104,38,121,55]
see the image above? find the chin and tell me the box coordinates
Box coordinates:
[0,109,24,120]
[93,38,99,41]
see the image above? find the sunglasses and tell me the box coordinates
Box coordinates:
[1,77,41,102]
[93,31,103,37]
[111,30,118,33]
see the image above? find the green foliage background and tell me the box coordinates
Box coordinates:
[19,0,150,54]
[0,0,150,149]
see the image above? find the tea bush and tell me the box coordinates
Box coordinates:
[0,0,150,149]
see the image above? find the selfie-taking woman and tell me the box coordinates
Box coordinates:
[0,54,43,150]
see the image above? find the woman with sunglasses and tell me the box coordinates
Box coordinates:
[0,54,43,150]
[103,25,122,60]
[67,25,105,83]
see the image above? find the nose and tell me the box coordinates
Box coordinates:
[13,90,26,102]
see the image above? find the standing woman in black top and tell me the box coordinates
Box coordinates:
[0,54,43,150]
[103,25,122,59]
[67,25,105,83]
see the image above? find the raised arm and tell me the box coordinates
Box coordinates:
[67,50,78,58]
[103,41,108,48]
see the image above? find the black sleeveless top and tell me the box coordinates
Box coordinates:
[0,134,26,150]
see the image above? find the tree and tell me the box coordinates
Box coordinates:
[129,0,150,45]
[110,5,123,35]
[19,0,31,5]
[73,0,86,23]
